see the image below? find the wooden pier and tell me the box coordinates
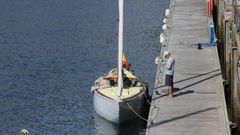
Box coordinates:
[146,0,231,134]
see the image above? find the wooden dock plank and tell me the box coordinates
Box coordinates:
[146,0,230,134]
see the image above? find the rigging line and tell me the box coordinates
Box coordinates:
[126,102,148,122]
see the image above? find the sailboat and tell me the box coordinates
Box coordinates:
[91,0,149,123]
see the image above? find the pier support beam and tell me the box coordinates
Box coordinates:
[214,0,240,134]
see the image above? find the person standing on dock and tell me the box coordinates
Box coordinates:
[163,51,175,98]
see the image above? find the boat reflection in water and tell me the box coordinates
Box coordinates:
[92,111,148,135]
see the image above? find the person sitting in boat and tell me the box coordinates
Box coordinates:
[122,53,130,71]
[122,54,134,73]
[123,63,129,71]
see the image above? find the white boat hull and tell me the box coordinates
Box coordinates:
[93,91,146,123]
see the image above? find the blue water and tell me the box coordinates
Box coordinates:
[0,0,169,134]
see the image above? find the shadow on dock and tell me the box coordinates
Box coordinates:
[147,107,218,128]
[152,71,221,101]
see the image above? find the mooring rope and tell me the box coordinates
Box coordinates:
[126,102,148,122]
[143,91,151,105]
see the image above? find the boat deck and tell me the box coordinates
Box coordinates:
[98,86,144,101]
[146,0,231,134]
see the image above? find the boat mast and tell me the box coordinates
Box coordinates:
[117,0,124,97]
